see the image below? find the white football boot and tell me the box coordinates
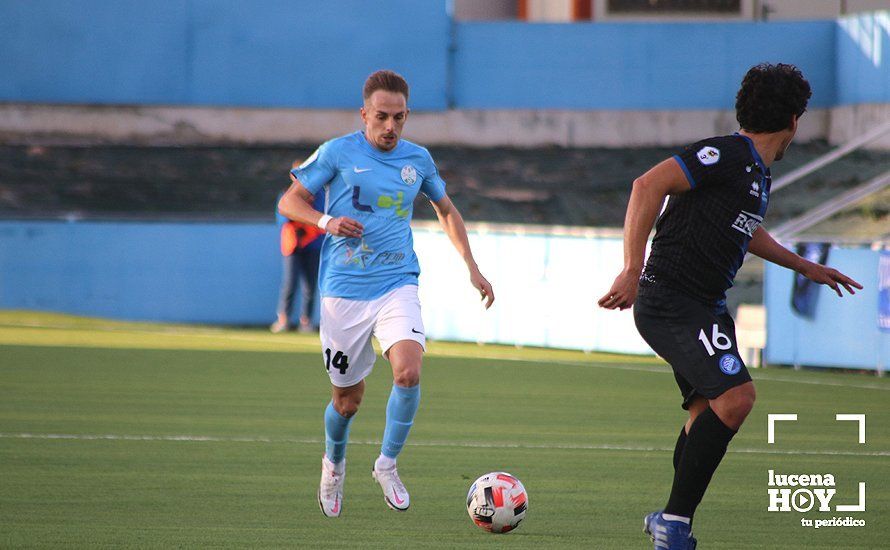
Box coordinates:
[371,461,410,511]
[318,456,345,517]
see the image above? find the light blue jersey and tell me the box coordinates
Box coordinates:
[291,131,447,300]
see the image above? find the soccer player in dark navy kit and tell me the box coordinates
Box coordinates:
[599,63,862,549]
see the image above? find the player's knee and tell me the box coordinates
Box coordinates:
[334,395,362,418]
[729,387,756,424]
[736,383,756,411]
[712,383,756,429]
[393,370,420,388]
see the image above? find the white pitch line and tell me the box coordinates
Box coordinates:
[747,375,890,392]
[2,433,887,458]
[549,359,890,391]
[445,355,890,391]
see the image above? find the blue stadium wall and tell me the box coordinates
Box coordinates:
[835,12,890,105]
[2,221,887,367]
[0,221,653,354]
[0,0,451,110]
[453,21,838,109]
[764,247,889,370]
[1,3,888,109]
[0,221,282,325]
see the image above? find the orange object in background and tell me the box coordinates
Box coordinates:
[280,221,324,256]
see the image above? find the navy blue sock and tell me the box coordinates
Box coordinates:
[664,407,736,520]
[673,425,688,471]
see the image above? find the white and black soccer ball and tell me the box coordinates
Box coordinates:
[466,472,528,534]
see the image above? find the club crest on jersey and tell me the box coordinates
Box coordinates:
[400,164,417,185]
[697,146,720,166]
[731,210,763,237]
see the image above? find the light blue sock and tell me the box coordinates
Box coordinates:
[324,401,353,464]
[381,384,420,459]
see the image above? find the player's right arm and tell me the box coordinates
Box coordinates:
[598,158,691,310]
[278,179,363,238]
[278,142,363,238]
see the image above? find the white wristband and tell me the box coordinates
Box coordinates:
[317,214,333,231]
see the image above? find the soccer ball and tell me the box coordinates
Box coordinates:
[466,472,528,534]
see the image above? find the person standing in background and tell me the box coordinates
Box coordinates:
[271,160,326,333]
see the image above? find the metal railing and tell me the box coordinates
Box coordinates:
[772,120,890,192]
[772,169,890,239]
[769,120,890,239]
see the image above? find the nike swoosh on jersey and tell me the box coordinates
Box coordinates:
[353,167,372,173]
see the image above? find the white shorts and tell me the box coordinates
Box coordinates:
[319,284,426,388]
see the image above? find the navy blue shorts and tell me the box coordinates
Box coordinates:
[634,286,751,409]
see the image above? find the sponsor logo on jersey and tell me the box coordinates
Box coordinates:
[401,164,417,185]
[372,250,406,266]
[731,210,763,237]
[377,191,410,218]
[750,180,761,197]
[344,239,374,268]
[719,353,742,375]
[696,146,720,166]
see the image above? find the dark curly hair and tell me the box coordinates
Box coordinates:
[735,63,811,133]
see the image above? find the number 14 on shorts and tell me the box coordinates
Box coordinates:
[324,348,350,374]
[698,323,732,357]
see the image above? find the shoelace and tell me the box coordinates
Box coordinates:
[321,470,343,499]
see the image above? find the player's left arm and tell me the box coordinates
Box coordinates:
[748,227,863,297]
[430,194,494,309]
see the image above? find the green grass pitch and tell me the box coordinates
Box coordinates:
[1,311,888,548]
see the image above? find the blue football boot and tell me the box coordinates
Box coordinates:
[644,511,697,549]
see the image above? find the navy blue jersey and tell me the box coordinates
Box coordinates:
[640,134,771,305]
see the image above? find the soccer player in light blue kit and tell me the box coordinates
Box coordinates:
[279,70,494,517]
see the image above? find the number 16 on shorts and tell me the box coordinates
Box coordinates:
[698,323,732,357]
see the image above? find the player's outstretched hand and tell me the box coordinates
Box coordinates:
[470,269,495,309]
[801,262,863,297]
[598,269,640,310]
[325,216,364,238]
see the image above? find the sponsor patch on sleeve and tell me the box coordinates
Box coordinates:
[696,146,720,166]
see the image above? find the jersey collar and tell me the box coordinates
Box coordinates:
[734,133,769,175]
[357,130,406,158]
